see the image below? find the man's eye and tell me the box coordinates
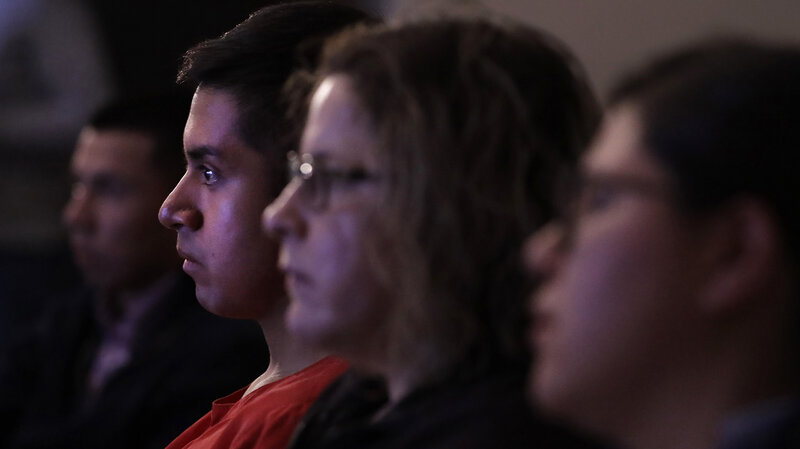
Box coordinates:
[70,182,87,199]
[200,166,219,184]
[94,179,129,198]
[578,184,616,215]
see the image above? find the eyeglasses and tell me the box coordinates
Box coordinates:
[287,151,381,210]
[555,172,675,247]
[574,173,673,217]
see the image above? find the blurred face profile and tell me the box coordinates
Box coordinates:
[63,128,177,294]
[264,75,390,363]
[525,105,714,431]
[158,88,282,319]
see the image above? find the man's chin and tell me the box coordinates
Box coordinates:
[195,287,243,319]
[80,269,122,294]
[193,283,218,307]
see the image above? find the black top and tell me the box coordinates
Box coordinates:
[288,367,611,449]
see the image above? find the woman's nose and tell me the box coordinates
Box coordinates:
[263,179,307,241]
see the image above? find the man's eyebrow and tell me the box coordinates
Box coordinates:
[185,146,220,161]
[73,172,128,191]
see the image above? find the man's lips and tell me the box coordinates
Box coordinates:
[68,238,97,264]
[176,245,200,264]
[529,299,555,349]
[70,246,95,269]
[176,245,204,278]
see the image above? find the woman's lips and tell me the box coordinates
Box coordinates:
[283,267,312,297]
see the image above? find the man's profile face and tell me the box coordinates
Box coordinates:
[159,88,282,319]
[63,128,178,294]
[527,105,715,433]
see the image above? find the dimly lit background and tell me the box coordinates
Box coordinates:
[1,0,799,322]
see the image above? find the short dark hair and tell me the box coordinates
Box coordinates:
[314,20,599,381]
[178,1,374,194]
[609,39,800,264]
[88,92,190,183]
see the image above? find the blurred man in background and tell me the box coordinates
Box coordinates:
[3,94,266,449]
[527,40,800,449]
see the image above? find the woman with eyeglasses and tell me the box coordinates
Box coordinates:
[264,19,604,449]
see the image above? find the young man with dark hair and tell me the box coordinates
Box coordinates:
[159,3,372,448]
[527,40,800,449]
[6,93,266,449]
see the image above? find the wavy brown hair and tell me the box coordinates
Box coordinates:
[313,19,598,384]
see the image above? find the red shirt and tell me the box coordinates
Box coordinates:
[166,357,348,449]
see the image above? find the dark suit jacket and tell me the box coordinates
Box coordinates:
[5,272,267,449]
[718,401,800,449]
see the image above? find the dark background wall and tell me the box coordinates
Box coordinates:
[87,0,267,95]
[2,0,799,323]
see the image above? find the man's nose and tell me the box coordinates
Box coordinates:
[159,175,202,231]
[523,222,569,282]
[63,186,94,232]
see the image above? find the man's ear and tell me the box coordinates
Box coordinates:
[698,196,786,314]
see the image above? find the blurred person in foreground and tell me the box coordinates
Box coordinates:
[158,3,373,448]
[527,40,800,449]
[265,19,607,448]
[7,94,266,449]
